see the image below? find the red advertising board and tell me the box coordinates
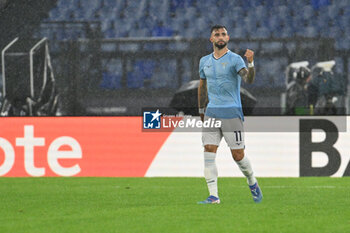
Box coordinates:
[0,117,171,177]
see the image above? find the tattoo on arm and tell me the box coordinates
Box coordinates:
[198,79,208,109]
[239,67,255,84]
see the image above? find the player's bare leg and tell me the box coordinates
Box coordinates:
[231,149,263,203]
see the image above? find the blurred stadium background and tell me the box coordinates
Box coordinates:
[0,0,349,116]
[1,2,350,232]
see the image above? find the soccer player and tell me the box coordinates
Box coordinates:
[197,25,262,204]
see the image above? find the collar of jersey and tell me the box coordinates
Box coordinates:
[212,50,229,60]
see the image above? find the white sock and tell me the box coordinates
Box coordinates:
[236,156,257,186]
[204,152,218,197]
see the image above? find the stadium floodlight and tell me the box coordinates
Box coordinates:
[1,37,19,97]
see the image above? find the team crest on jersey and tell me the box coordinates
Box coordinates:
[221,62,228,68]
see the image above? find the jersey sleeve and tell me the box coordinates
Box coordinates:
[234,55,246,73]
[199,57,206,79]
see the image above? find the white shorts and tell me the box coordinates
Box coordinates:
[202,116,245,150]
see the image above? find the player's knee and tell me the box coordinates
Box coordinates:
[204,144,218,153]
[231,149,244,161]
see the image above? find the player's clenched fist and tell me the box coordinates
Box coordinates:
[244,49,254,63]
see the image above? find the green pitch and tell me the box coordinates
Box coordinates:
[0,177,349,233]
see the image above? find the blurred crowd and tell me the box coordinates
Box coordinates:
[285,60,347,115]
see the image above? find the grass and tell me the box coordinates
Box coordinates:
[0,177,349,233]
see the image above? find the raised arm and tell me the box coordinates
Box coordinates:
[239,49,255,84]
[198,78,208,122]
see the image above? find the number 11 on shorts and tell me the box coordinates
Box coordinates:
[234,131,242,142]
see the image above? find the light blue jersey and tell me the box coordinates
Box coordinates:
[199,50,246,120]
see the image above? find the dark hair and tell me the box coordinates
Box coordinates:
[210,25,227,33]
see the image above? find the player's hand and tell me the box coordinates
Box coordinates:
[200,113,204,122]
[244,49,254,63]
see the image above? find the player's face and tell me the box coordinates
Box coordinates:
[210,28,229,50]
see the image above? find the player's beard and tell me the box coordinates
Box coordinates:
[214,41,227,50]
